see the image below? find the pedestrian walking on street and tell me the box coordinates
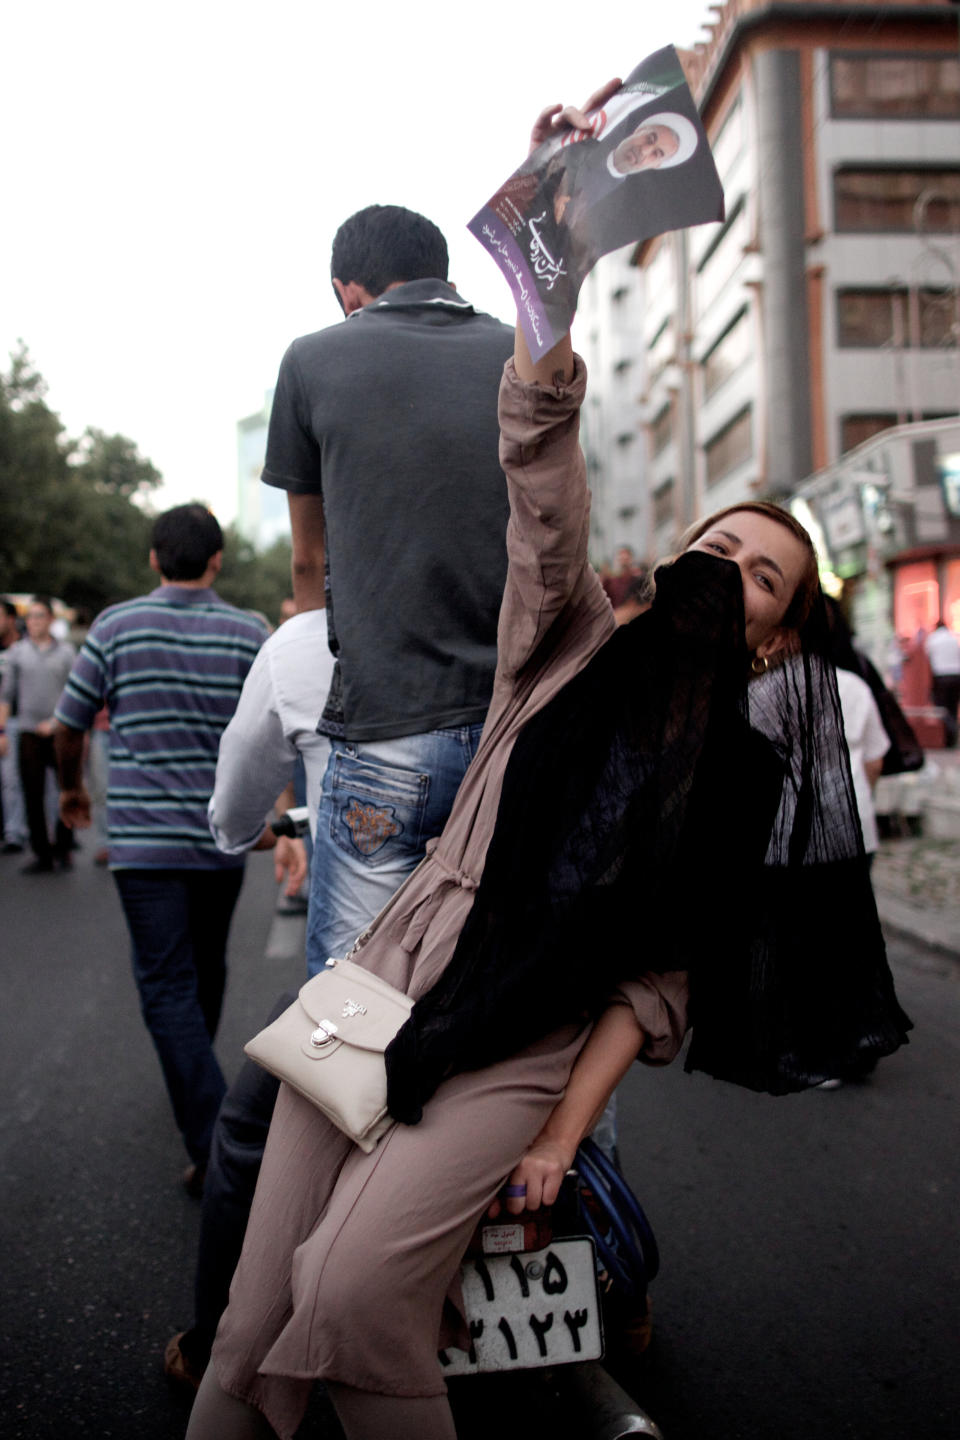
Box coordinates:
[0,597,28,853]
[0,596,76,872]
[53,505,268,1190]
[924,620,960,748]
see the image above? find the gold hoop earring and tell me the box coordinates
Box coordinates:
[751,654,768,675]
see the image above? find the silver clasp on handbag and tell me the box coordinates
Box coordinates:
[309,1019,339,1048]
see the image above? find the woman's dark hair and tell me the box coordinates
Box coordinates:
[1,598,18,621]
[679,501,820,633]
[28,595,54,616]
[151,504,223,582]
[330,205,449,297]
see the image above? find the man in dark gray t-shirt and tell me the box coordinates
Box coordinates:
[262,204,514,967]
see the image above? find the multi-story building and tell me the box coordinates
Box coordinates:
[236,390,289,549]
[580,0,960,584]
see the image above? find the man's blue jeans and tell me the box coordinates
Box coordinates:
[306,726,485,974]
[113,867,244,1164]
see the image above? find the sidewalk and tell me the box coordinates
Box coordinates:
[873,835,960,955]
[872,748,960,956]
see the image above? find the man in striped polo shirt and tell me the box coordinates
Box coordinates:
[54,504,268,1190]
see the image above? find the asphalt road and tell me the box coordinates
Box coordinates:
[1,846,957,1440]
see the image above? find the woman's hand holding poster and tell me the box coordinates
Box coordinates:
[468,46,725,356]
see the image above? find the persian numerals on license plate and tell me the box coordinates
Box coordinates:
[439,1237,603,1375]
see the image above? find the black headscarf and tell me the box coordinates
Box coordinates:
[385,551,911,1122]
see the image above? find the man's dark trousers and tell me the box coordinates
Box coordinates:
[180,991,294,1372]
[113,867,244,1164]
[19,731,72,863]
[932,674,960,748]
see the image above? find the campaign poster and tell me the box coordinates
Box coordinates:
[468,46,725,356]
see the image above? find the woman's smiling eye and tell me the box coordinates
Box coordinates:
[705,540,728,555]
[755,571,774,592]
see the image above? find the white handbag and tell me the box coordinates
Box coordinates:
[244,957,413,1153]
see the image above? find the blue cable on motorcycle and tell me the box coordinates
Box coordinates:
[573,1138,660,1301]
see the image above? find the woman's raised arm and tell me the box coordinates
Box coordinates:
[512,322,574,388]
[492,82,625,680]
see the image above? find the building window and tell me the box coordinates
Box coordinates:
[837,290,901,347]
[646,316,673,388]
[830,53,960,120]
[642,238,671,295]
[705,408,752,486]
[650,404,673,456]
[702,308,751,398]
[919,290,959,348]
[840,414,898,451]
[711,92,744,183]
[653,480,675,530]
[695,197,748,316]
[834,168,960,233]
[837,288,959,348]
[842,412,957,451]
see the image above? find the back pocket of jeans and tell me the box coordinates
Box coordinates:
[329,751,429,864]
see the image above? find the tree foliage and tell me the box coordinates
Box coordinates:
[0,343,293,624]
[216,530,294,626]
[74,427,163,499]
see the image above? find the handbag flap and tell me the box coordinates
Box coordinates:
[298,961,413,1054]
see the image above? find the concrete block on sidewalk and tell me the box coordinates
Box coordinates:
[924,796,960,840]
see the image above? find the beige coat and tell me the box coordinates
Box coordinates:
[212,358,688,1438]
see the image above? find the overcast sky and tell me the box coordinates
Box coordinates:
[3,0,711,527]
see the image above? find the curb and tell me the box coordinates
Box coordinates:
[874,889,960,960]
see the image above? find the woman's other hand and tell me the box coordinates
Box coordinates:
[274,835,308,896]
[486,1136,574,1219]
[487,1004,645,1219]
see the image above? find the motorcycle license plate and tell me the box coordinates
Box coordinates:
[439,1236,603,1375]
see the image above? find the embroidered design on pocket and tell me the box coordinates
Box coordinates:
[343,799,402,856]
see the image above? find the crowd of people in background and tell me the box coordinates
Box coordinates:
[3,536,954,892]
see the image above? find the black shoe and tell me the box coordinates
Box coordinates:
[21,858,54,874]
[2,841,24,855]
[54,852,73,871]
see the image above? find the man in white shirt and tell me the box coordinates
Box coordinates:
[924,621,960,748]
[207,607,333,855]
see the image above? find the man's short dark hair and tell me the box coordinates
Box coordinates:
[151,504,223,582]
[330,205,449,297]
[29,595,54,615]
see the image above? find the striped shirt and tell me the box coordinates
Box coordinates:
[55,586,268,870]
